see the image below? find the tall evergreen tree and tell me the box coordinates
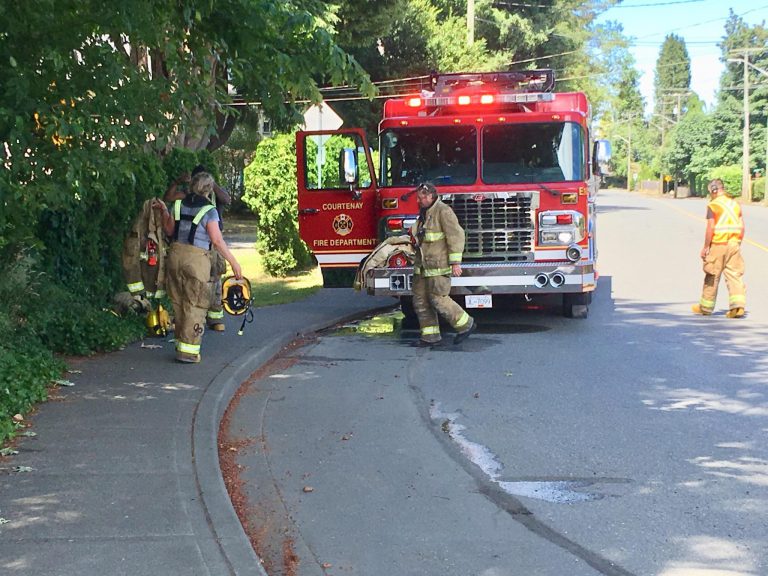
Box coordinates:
[653,34,692,127]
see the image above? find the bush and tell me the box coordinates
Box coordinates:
[24,282,146,356]
[243,133,313,276]
[0,343,64,443]
[708,165,742,198]
[751,177,765,202]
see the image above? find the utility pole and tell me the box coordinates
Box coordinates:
[627,122,632,192]
[742,50,751,201]
[467,0,475,46]
[729,50,768,202]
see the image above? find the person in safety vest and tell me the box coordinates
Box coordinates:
[155,172,242,363]
[692,178,746,318]
[165,165,231,332]
[409,182,475,347]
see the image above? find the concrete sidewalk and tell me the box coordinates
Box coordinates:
[0,289,395,576]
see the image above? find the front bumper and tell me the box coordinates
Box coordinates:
[365,261,596,296]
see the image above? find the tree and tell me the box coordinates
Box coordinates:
[653,34,692,132]
[712,11,768,176]
[0,0,375,290]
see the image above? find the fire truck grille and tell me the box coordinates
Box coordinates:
[443,194,535,262]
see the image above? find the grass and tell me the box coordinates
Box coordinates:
[229,247,323,307]
[223,214,323,307]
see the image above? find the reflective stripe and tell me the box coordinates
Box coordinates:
[424,231,445,242]
[711,196,744,243]
[127,281,145,293]
[421,326,440,336]
[455,312,470,328]
[422,267,452,277]
[207,309,224,319]
[448,252,462,263]
[153,289,166,298]
[177,341,201,354]
[699,298,715,309]
[173,200,182,220]
[192,204,215,225]
[729,295,746,305]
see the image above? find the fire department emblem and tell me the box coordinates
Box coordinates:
[472,194,486,202]
[332,213,354,236]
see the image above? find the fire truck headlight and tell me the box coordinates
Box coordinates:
[557,231,574,244]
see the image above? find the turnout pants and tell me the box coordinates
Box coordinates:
[699,241,746,313]
[412,273,472,343]
[207,249,227,325]
[166,243,212,359]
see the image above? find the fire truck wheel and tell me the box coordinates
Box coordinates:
[563,293,590,319]
[321,268,357,288]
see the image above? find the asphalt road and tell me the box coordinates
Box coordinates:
[223,189,768,576]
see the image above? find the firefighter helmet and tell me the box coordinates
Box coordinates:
[222,276,252,316]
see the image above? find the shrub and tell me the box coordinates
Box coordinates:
[751,177,765,202]
[23,282,146,356]
[708,165,742,198]
[0,343,65,443]
[243,133,312,276]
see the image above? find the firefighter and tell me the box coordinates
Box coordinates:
[409,182,475,347]
[165,165,231,332]
[155,172,242,363]
[692,178,746,318]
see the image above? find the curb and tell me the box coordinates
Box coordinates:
[192,302,398,575]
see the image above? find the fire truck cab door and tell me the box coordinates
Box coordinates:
[296,129,379,269]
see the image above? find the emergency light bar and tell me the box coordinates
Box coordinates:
[432,69,556,95]
[404,92,554,108]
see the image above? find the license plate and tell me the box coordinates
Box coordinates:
[465,294,492,309]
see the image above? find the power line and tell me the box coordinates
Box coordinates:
[633,3,768,41]
[610,0,705,7]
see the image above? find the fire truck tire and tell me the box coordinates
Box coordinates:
[563,293,591,319]
[321,267,357,288]
[399,296,420,330]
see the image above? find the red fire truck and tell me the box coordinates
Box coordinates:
[296,70,611,318]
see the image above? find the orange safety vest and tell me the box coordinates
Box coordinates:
[709,195,744,244]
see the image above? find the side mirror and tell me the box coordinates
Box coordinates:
[593,139,612,175]
[339,148,361,200]
[341,148,357,184]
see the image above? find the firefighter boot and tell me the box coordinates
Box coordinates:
[726,307,745,318]
[411,339,441,348]
[453,317,476,345]
[691,304,712,316]
[208,322,226,332]
[176,352,201,364]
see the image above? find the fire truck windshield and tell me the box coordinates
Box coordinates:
[380,126,477,187]
[379,121,584,187]
[482,122,584,184]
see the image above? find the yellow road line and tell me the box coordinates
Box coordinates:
[648,195,768,254]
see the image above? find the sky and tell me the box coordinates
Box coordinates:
[596,0,768,113]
